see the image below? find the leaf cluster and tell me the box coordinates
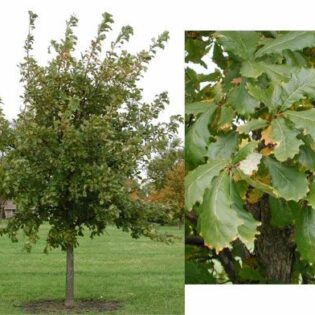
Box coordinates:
[185,31,315,283]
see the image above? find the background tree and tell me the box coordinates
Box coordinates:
[0,104,13,220]
[0,11,180,307]
[147,137,183,190]
[185,31,315,284]
[146,138,184,224]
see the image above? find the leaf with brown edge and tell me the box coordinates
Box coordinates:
[185,160,228,211]
[270,117,303,162]
[198,172,242,253]
[199,170,260,252]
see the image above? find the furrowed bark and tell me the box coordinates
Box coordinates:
[248,196,295,284]
[65,244,74,307]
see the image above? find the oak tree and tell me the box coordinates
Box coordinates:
[0,11,178,306]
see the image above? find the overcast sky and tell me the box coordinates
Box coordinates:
[0,0,184,137]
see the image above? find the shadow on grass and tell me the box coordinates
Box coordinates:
[21,299,122,314]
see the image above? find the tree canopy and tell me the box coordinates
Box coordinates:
[0,11,180,306]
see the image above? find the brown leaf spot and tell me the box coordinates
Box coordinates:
[261,125,274,146]
[230,77,242,85]
[247,189,263,204]
[260,146,274,156]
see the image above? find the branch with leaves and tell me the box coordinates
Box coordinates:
[185,31,315,284]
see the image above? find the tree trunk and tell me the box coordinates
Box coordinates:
[248,196,295,284]
[65,244,74,307]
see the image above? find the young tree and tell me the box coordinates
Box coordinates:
[0,12,179,306]
[185,31,315,284]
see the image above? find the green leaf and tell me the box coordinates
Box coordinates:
[213,42,227,69]
[198,172,242,252]
[283,50,307,67]
[228,82,260,115]
[264,157,309,201]
[255,31,315,58]
[307,181,315,209]
[218,31,259,59]
[237,119,268,134]
[197,70,222,83]
[217,106,234,130]
[298,144,315,171]
[284,109,315,140]
[185,102,215,115]
[241,61,292,83]
[240,61,264,78]
[269,196,295,228]
[185,106,217,167]
[261,63,293,83]
[185,37,210,66]
[247,83,275,112]
[206,132,238,160]
[295,207,315,263]
[235,169,279,198]
[239,267,264,283]
[233,185,260,245]
[185,260,216,284]
[279,68,315,110]
[185,160,227,210]
[232,141,258,164]
[270,117,303,162]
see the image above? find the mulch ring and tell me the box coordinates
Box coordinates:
[22,299,122,314]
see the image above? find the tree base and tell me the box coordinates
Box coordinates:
[23,299,121,314]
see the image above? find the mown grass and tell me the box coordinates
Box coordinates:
[0,223,184,315]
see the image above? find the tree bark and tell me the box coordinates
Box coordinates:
[65,244,74,307]
[248,196,295,284]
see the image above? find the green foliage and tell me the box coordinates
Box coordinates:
[285,109,315,139]
[237,119,268,134]
[185,160,227,211]
[269,196,296,228]
[185,30,315,284]
[227,82,260,115]
[255,32,315,58]
[295,207,315,262]
[145,137,184,224]
[185,106,216,168]
[147,138,183,190]
[206,132,238,160]
[269,117,303,161]
[0,12,180,251]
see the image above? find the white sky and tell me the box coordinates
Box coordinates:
[0,0,185,137]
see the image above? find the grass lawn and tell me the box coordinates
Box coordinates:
[0,223,184,315]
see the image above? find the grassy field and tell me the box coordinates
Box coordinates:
[0,223,184,315]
